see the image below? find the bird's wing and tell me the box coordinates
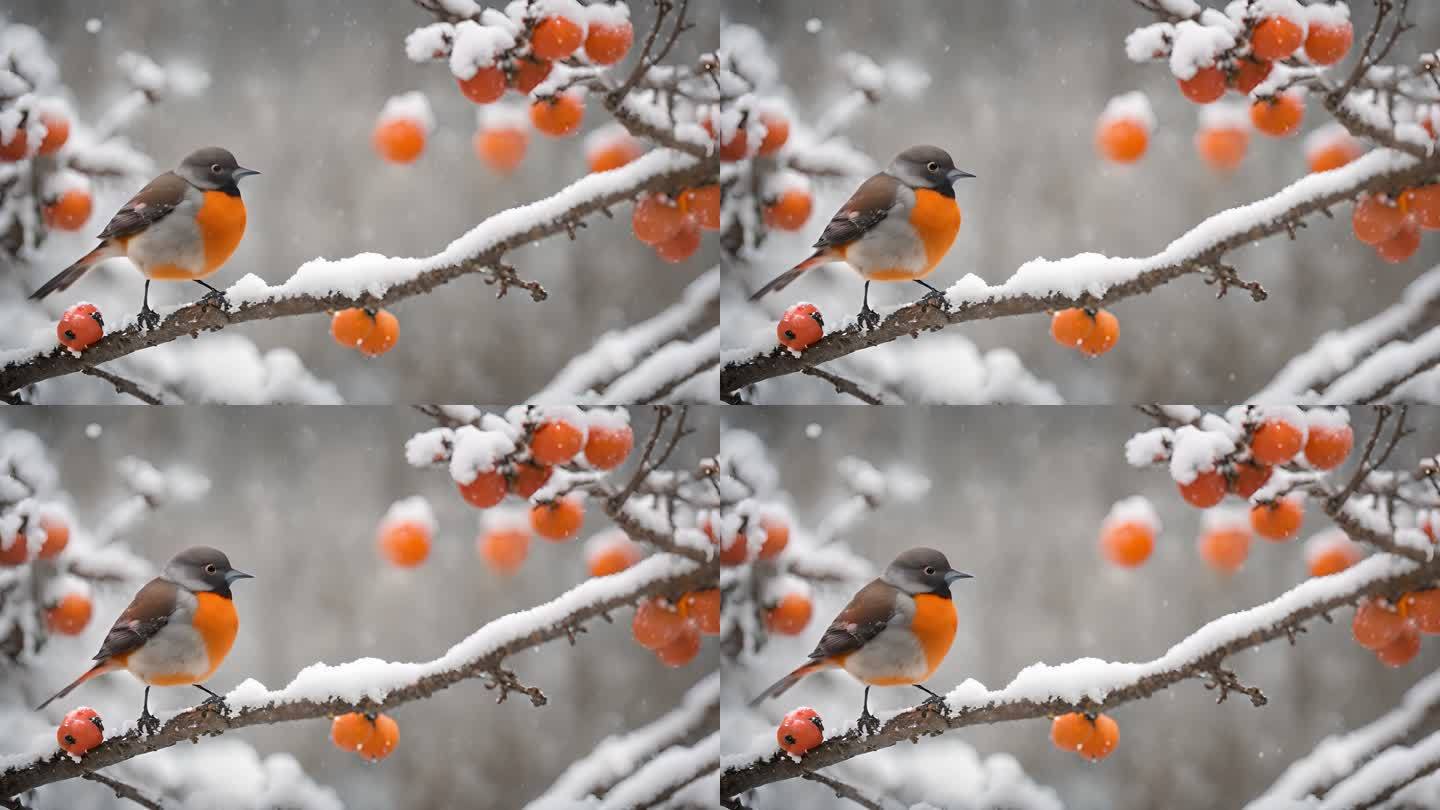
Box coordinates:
[812,173,899,250]
[806,578,897,661]
[91,578,177,662]
[95,172,189,241]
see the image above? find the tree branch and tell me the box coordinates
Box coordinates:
[80,772,163,810]
[799,367,888,405]
[79,367,168,405]
[801,772,885,810]
[1319,730,1440,810]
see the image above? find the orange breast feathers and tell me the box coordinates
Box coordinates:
[197,191,248,273]
[192,592,240,679]
[909,189,962,271]
[910,593,959,679]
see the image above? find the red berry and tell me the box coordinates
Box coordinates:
[777,707,824,757]
[778,303,823,352]
[57,303,104,352]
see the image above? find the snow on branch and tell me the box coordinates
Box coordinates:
[0,552,711,798]
[1309,730,1440,810]
[587,731,717,810]
[720,549,1440,798]
[721,148,1440,396]
[0,149,711,397]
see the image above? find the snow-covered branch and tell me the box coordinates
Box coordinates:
[0,553,710,798]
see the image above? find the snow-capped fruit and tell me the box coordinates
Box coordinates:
[1078,310,1119,356]
[510,57,553,94]
[778,303,824,352]
[1196,127,1248,171]
[633,598,686,649]
[1304,19,1353,65]
[1179,470,1227,508]
[1101,521,1154,568]
[1304,424,1353,470]
[373,118,426,163]
[718,530,748,566]
[764,188,813,232]
[0,535,29,566]
[587,533,641,577]
[1403,590,1440,634]
[682,589,721,635]
[1230,58,1273,94]
[0,128,27,161]
[479,528,529,574]
[584,19,633,65]
[1375,222,1422,264]
[331,309,375,349]
[1401,186,1440,230]
[1178,66,1226,104]
[331,712,374,752]
[758,516,790,560]
[777,708,824,757]
[1050,309,1095,348]
[1376,622,1421,668]
[531,419,584,465]
[57,303,103,352]
[357,310,399,357]
[37,112,70,155]
[57,707,103,757]
[510,462,553,499]
[758,111,790,156]
[530,497,584,541]
[1308,137,1362,174]
[458,470,507,509]
[632,194,685,244]
[1251,418,1303,465]
[1252,15,1304,61]
[530,93,585,137]
[458,66,507,104]
[1353,598,1407,650]
[1353,196,1407,245]
[654,219,702,263]
[46,592,92,636]
[475,127,528,174]
[1096,118,1148,164]
[655,622,701,667]
[1198,528,1250,574]
[584,424,633,470]
[1251,498,1303,541]
[1229,462,1273,498]
[1250,94,1304,137]
[379,520,431,568]
[1308,542,1361,577]
[356,713,399,761]
[680,186,721,231]
[44,189,92,231]
[586,134,642,173]
[707,119,749,162]
[1077,713,1119,761]
[765,592,812,636]
[1051,713,1096,752]
[37,516,69,559]
[532,14,584,60]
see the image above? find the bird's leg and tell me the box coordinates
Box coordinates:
[137,280,161,331]
[193,279,230,310]
[856,281,881,331]
[915,683,949,714]
[914,279,949,309]
[856,685,881,736]
[136,685,161,736]
[195,683,230,715]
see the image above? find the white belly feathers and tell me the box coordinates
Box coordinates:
[125,195,205,276]
[124,590,210,683]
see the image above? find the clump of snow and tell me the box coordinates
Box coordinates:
[1125,428,1173,467]
[448,20,517,79]
[1168,425,1237,483]
[1202,505,1251,533]
[1103,496,1161,533]
[1169,19,1235,79]
[448,424,519,484]
[405,22,454,63]
[1099,91,1156,132]
[381,495,436,533]
[1126,22,1175,62]
[1200,99,1252,130]
[377,91,435,131]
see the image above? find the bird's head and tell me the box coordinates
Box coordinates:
[163,546,253,596]
[177,147,259,191]
[881,547,972,597]
[887,145,974,196]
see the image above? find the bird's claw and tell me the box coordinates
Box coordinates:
[199,694,231,716]
[136,709,161,737]
[856,708,881,737]
[856,305,881,332]
[919,694,950,715]
[198,289,230,311]
[136,306,161,332]
[918,289,950,310]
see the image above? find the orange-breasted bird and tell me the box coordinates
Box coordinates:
[750,145,973,330]
[37,546,253,734]
[751,547,971,734]
[30,147,259,331]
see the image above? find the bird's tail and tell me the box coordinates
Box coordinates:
[748,249,838,301]
[749,661,829,707]
[29,243,117,301]
[36,662,114,711]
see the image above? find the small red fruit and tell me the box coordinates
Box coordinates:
[1178,470,1227,508]
[57,707,103,757]
[1178,66,1226,104]
[532,15,584,61]
[778,303,824,352]
[1251,418,1303,465]
[531,418,584,465]
[458,470,508,509]
[57,303,104,352]
[777,707,823,757]
[584,424,633,470]
[1304,424,1353,470]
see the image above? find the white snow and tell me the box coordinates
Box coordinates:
[448,20,516,79]
[1099,91,1156,132]
[379,496,436,534]
[447,424,519,484]
[1168,424,1236,484]
[1103,496,1161,534]
[376,91,435,132]
[405,22,454,63]
[1168,19,1235,79]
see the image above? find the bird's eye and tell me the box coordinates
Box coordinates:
[211,164,223,173]
[205,564,217,574]
[924,566,936,575]
[927,162,939,172]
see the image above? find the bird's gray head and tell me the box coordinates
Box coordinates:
[177,147,259,191]
[881,547,972,597]
[163,546,253,595]
[887,145,974,196]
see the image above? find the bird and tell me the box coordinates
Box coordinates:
[29,146,259,331]
[749,145,974,331]
[37,546,253,735]
[750,547,972,735]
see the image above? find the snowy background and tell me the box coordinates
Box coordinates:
[2,406,718,809]
[721,0,1440,403]
[4,0,716,403]
[723,406,1440,810]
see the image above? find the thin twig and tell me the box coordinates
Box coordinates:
[81,772,163,810]
[80,368,166,405]
[800,772,885,810]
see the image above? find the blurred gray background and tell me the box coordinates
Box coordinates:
[722,0,1440,403]
[6,0,716,402]
[6,406,718,808]
[726,406,1440,810]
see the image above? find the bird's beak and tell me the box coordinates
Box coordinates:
[232,167,260,181]
[943,569,973,584]
[947,168,975,184]
[224,569,254,583]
